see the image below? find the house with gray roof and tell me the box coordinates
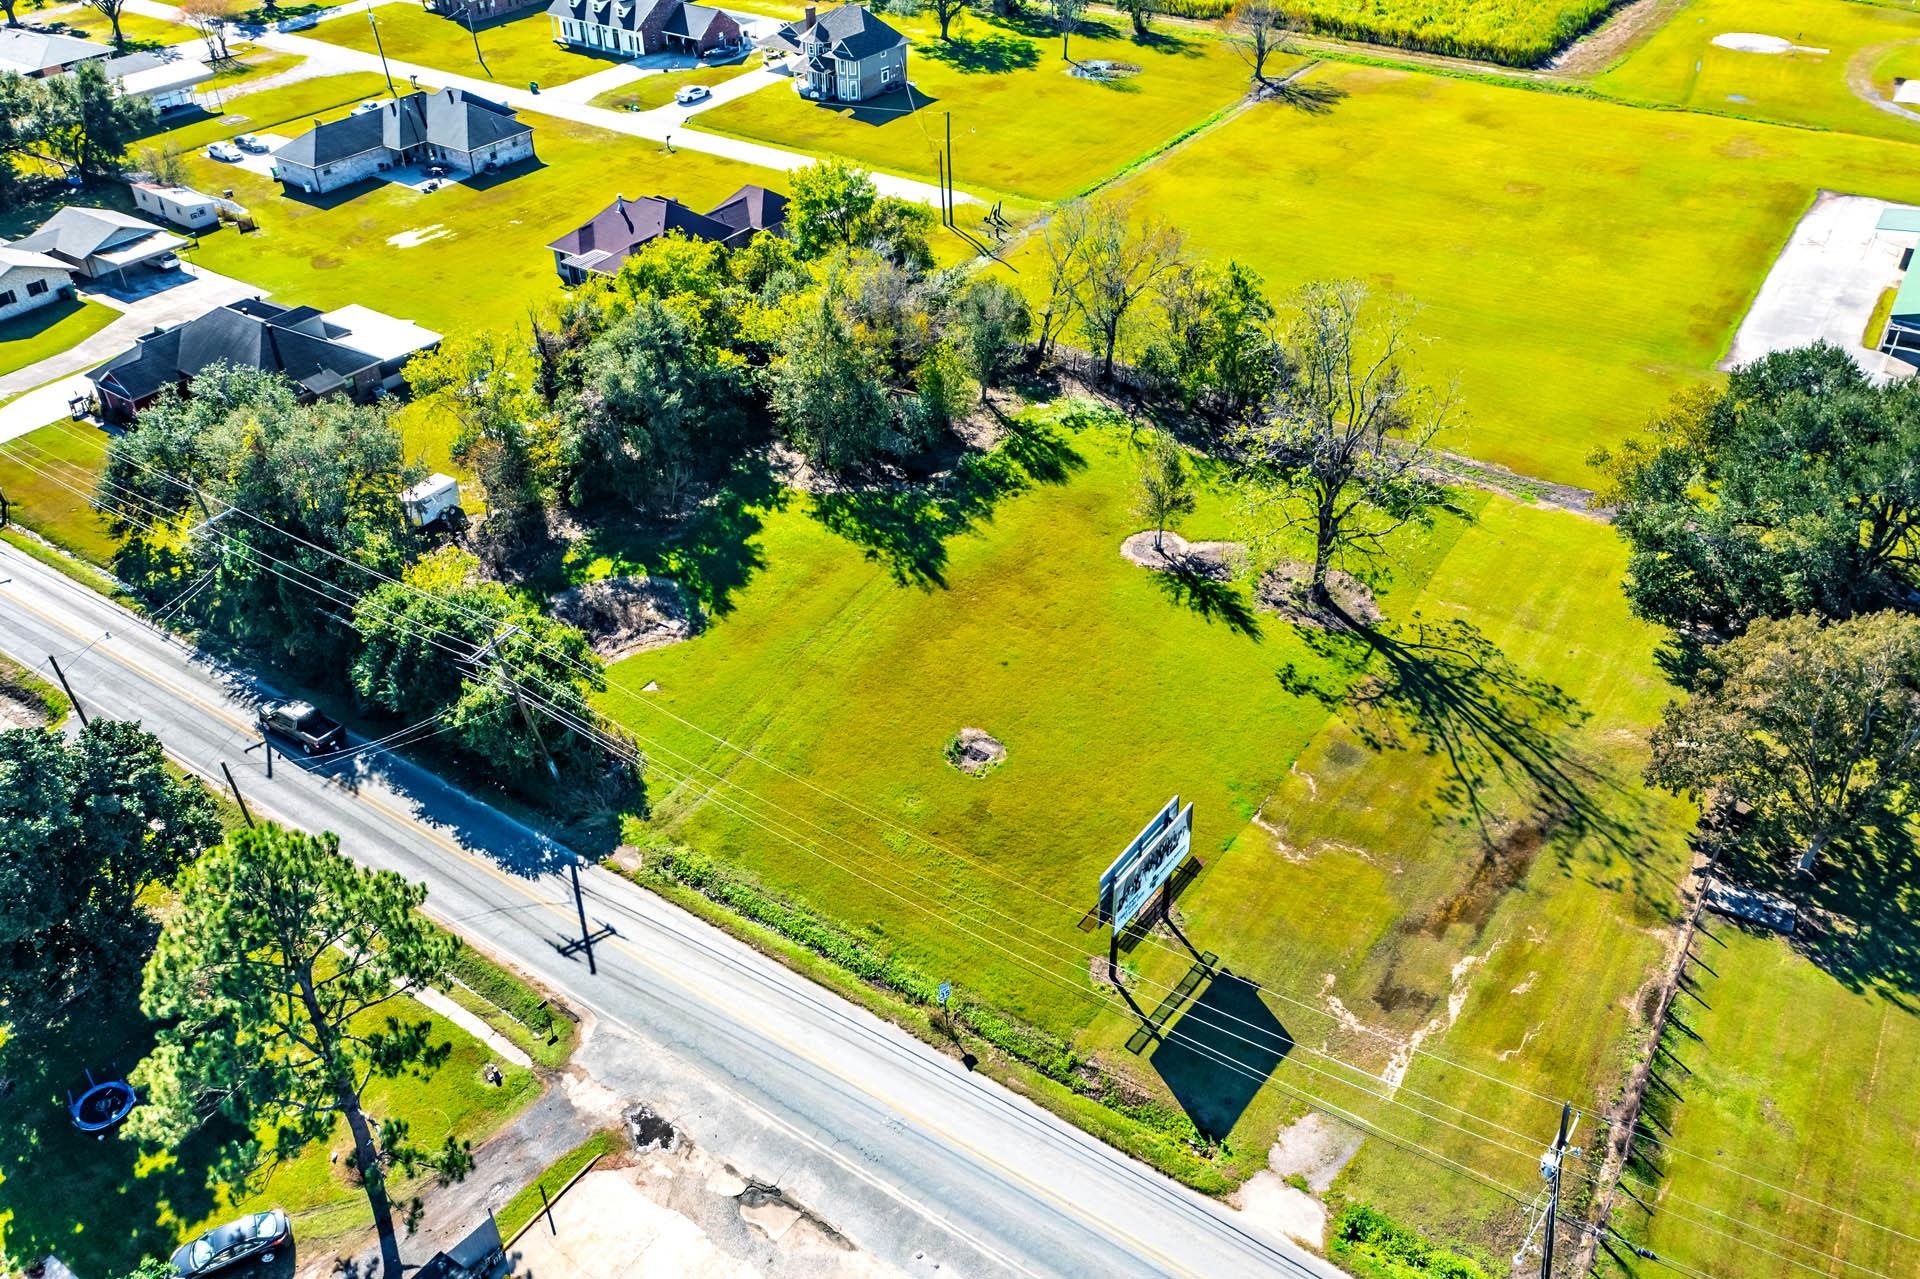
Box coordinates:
[545,0,743,58]
[546,183,787,283]
[761,3,906,104]
[9,206,185,284]
[101,50,215,112]
[0,246,77,323]
[271,88,535,196]
[89,298,441,422]
[0,27,111,78]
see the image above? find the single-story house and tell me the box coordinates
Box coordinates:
[102,50,215,112]
[0,246,77,323]
[545,0,743,57]
[131,182,221,231]
[272,88,535,196]
[0,27,112,78]
[546,183,787,283]
[89,298,441,422]
[760,3,906,104]
[9,207,185,284]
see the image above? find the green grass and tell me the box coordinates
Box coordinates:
[1864,284,1898,347]
[137,83,786,338]
[140,71,398,156]
[202,50,308,91]
[0,650,70,724]
[30,5,200,48]
[310,5,633,89]
[0,420,119,567]
[0,987,538,1274]
[1591,0,1920,142]
[1282,0,1615,65]
[591,60,756,112]
[692,10,1277,201]
[494,1130,621,1242]
[1612,925,1920,1278]
[588,409,1696,1248]
[1068,61,1920,486]
[439,932,580,1069]
[0,298,115,379]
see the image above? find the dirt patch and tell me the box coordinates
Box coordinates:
[1253,561,1381,630]
[550,576,703,661]
[1119,530,1243,581]
[945,727,1006,776]
[0,688,48,731]
[1412,822,1545,939]
[386,224,451,248]
[1265,1112,1365,1193]
[1069,59,1141,80]
[1550,0,1691,74]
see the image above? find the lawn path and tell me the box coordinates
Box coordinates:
[242,28,969,205]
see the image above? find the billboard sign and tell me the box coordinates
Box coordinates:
[1099,797,1194,934]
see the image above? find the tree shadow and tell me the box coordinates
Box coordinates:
[999,8,1122,42]
[1149,565,1261,640]
[917,31,1041,73]
[1259,77,1347,115]
[1149,971,1291,1141]
[1277,611,1655,866]
[810,416,1084,589]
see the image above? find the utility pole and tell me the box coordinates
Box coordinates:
[944,112,954,226]
[220,761,256,827]
[1538,1102,1579,1279]
[47,655,87,727]
[366,8,395,95]
[569,853,595,976]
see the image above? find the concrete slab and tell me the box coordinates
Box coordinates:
[1723,190,1918,382]
[507,1168,760,1279]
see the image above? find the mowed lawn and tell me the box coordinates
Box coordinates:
[591,59,756,112]
[594,417,1697,1241]
[1084,63,1920,485]
[310,5,633,89]
[692,10,1271,201]
[1612,926,1920,1279]
[0,298,115,378]
[1592,0,1920,143]
[0,421,120,567]
[27,5,199,49]
[139,77,786,336]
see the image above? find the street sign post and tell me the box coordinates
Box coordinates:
[1099,797,1195,934]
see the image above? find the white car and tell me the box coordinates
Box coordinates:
[206,142,242,162]
[674,84,711,106]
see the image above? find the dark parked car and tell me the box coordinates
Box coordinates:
[257,700,345,754]
[171,1208,290,1275]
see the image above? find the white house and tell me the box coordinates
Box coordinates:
[131,182,221,231]
[0,246,77,322]
[103,51,215,112]
[0,27,111,78]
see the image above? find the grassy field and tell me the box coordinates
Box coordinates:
[586,410,1695,1247]
[1066,62,1920,485]
[128,77,784,336]
[144,71,399,156]
[0,984,538,1275]
[310,5,632,90]
[1283,0,1615,65]
[28,5,199,48]
[1609,920,1920,1278]
[0,298,114,379]
[0,421,119,567]
[591,60,756,112]
[1591,0,1920,142]
[692,9,1271,201]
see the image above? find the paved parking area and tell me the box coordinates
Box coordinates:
[1725,190,1918,381]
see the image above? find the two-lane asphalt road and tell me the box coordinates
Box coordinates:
[0,541,1342,1279]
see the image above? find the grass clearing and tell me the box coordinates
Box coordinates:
[139,83,786,336]
[590,412,1695,1249]
[1064,62,1920,485]
[0,420,119,567]
[591,60,756,112]
[692,10,1271,201]
[27,6,199,48]
[143,71,397,155]
[1591,0,1920,142]
[311,5,634,89]
[494,1130,622,1241]
[0,298,115,378]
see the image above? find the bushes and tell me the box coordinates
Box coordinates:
[1331,1205,1492,1279]
[1147,0,1232,17]
[1281,0,1619,67]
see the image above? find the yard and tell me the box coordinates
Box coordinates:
[1591,0,1920,143]
[591,59,757,112]
[0,980,539,1276]
[0,298,114,379]
[584,410,1698,1252]
[25,4,199,49]
[1068,62,1920,486]
[136,78,787,336]
[690,9,1273,202]
[308,5,634,90]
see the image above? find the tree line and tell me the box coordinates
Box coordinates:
[0,62,154,206]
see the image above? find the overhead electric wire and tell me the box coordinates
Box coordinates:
[8,428,1913,1273]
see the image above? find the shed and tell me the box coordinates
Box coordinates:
[131,181,220,230]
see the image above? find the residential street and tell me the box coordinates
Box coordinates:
[0,541,1340,1279]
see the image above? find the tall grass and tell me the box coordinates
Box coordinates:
[1281,0,1619,66]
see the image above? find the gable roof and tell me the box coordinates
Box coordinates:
[276,88,531,169]
[705,184,788,245]
[11,207,174,264]
[765,4,904,60]
[0,245,73,288]
[545,0,648,33]
[0,27,112,75]
[103,50,215,98]
[660,2,726,38]
[547,194,734,274]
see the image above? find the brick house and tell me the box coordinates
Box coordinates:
[545,0,744,57]
[272,88,535,196]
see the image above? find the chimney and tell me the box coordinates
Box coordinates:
[803,4,814,25]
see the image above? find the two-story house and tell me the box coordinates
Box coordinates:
[545,0,744,57]
[761,4,907,105]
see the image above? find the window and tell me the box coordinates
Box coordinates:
[0,290,15,307]
[882,66,894,83]
[26,279,48,296]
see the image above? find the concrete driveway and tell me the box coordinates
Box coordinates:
[1725,190,1918,381]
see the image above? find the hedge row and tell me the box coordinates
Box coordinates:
[1331,1205,1493,1279]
